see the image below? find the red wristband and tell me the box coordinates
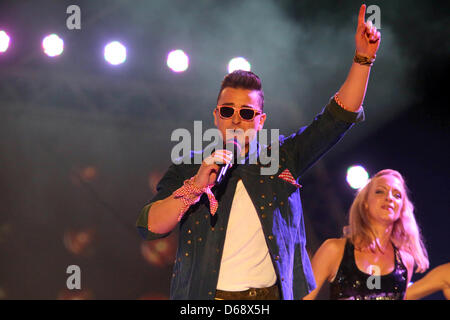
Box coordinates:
[173,176,218,221]
[334,92,348,110]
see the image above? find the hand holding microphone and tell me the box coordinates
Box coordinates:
[216,139,241,184]
[193,139,242,188]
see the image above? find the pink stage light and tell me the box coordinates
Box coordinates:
[167,49,189,72]
[0,30,11,53]
[346,165,369,189]
[227,57,251,73]
[42,34,64,57]
[104,41,127,65]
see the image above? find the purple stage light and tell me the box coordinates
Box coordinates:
[167,49,189,72]
[0,30,11,53]
[227,57,251,73]
[42,34,64,57]
[104,41,127,65]
[346,165,369,189]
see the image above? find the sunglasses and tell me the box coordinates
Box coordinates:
[216,105,262,121]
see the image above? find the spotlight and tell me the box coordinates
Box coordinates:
[104,41,127,65]
[140,235,177,267]
[63,228,95,256]
[346,165,369,189]
[42,34,64,57]
[167,49,189,72]
[0,30,10,53]
[227,57,251,73]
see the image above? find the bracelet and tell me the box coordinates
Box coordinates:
[334,92,348,111]
[354,51,376,67]
[173,176,218,221]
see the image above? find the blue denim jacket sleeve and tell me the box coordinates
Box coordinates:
[280,96,364,179]
[136,163,186,241]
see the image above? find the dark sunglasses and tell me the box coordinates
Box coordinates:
[216,105,261,121]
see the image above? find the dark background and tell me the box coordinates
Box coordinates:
[0,0,448,299]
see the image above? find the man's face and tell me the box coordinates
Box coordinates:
[213,87,266,154]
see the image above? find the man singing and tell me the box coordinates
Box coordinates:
[136,4,380,300]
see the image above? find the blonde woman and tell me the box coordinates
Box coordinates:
[303,169,429,300]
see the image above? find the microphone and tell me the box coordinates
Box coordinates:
[216,139,242,184]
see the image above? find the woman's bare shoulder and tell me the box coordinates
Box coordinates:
[320,238,347,252]
[315,238,347,262]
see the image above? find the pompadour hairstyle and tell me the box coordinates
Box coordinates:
[217,70,264,111]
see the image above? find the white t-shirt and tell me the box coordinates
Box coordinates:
[216,179,277,291]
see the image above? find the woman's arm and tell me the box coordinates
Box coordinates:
[303,238,346,300]
[405,263,450,300]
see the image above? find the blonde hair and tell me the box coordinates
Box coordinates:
[343,169,429,273]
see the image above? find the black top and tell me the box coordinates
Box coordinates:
[329,239,408,300]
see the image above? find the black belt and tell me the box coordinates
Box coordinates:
[214,284,280,300]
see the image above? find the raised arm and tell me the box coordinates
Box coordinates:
[283,5,381,179]
[337,4,381,112]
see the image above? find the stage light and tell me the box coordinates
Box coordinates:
[0,30,10,53]
[228,57,251,73]
[167,49,189,72]
[140,235,177,267]
[42,34,64,57]
[58,288,93,300]
[63,228,95,256]
[104,41,127,65]
[346,165,369,189]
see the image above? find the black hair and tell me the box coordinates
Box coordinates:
[217,70,264,111]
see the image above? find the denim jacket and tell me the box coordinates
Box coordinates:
[136,97,364,299]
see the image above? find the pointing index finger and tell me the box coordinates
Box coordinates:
[358,4,366,27]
